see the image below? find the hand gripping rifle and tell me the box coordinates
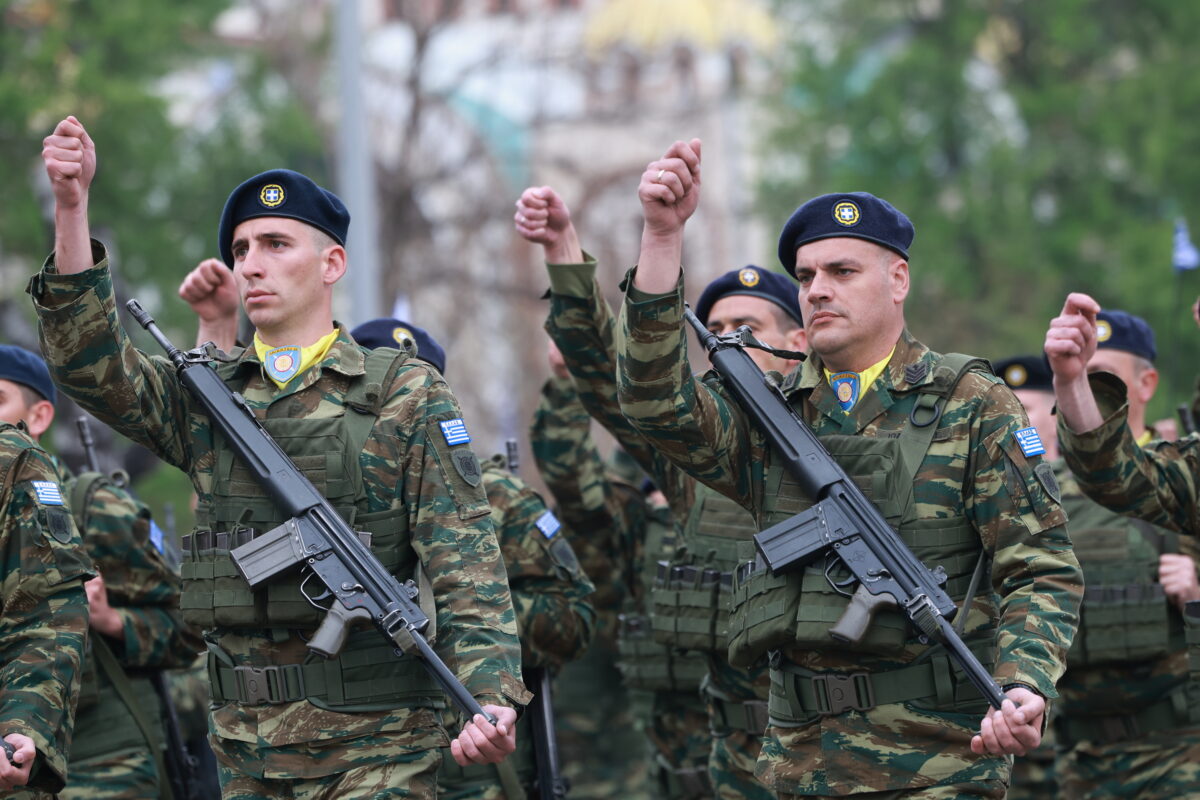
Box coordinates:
[76,416,201,800]
[504,439,569,800]
[127,300,496,724]
[682,308,1006,710]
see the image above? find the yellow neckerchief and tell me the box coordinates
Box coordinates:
[823,347,896,411]
[1136,429,1153,448]
[254,329,339,389]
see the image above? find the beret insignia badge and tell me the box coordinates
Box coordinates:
[1005,364,1027,387]
[833,201,861,227]
[259,184,286,208]
[738,268,760,287]
[1096,320,1113,343]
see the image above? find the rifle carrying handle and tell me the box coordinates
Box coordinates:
[829,584,899,643]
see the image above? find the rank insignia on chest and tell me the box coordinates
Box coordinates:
[1014,426,1046,458]
[265,346,301,384]
[535,510,561,539]
[439,418,471,446]
[30,480,64,506]
[830,371,860,411]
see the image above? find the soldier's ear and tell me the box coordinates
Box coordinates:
[321,244,347,287]
[24,399,54,439]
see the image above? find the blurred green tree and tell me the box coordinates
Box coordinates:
[759,0,1200,418]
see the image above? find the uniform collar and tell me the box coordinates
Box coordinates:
[231,322,367,380]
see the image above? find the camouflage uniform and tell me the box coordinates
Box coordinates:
[0,422,93,796]
[437,455,596,799]
[531,375,697,799]
[56,467,205,800]
[543,257,775,800]
[29,250,529,798]
[1058,373,1200,798]
[617,275,1083,798]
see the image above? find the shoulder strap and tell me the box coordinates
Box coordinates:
[91,637,174,800]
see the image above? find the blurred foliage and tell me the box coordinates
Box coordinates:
[759,0,1200,419]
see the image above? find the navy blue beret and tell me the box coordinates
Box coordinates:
[350,318,448,375]
[777,192,914,277]
[994,354,1053,392]
[1096,309,1156,363]
[695,266,803,328]
[0,345,56,405]
[217,169,350,268]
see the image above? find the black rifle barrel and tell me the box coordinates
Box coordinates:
[682,308,1006,710]
[126,299,494,724]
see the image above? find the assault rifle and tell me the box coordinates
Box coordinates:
[682,308,1006,710]
[126,300,495,725]
[505,439,568,800]
[76,416,201,800]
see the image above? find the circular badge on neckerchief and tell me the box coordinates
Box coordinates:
[265,345,301,384]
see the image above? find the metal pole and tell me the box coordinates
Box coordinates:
[335,0,383,324]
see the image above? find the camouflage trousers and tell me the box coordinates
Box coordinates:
[634,689,714,799]
[1005,737,1055,800]
[555,642,650,799]
[709,729,773,800]
[1055,728,1200,799]
[216,747,440,799]
[60,748,160,799]
[774,781,1007,799]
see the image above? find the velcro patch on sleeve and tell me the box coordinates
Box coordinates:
[535,509,561,539]
[31,480,65,506]
[439,418,471,446]
[1014,427,1046,458]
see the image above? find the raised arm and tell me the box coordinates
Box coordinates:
[179,258,241,351]
[42,116,96,275]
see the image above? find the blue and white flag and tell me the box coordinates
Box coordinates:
[1174,218,1200,272]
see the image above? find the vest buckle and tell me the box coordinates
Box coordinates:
[233,664,306,705]
[812,671,875,715]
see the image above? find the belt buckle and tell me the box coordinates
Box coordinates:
[813,672,874,715]
[234,666,276,705]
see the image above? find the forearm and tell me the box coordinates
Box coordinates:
[196,313,239,351]
[512,590,596,670]
[631,228,683,294]
[53,200,93,276]
[114,606,205,669]
[1053,374,1104,434]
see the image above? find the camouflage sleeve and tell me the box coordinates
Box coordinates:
[483,466,596,671]
[84,483,204,669]
[28,247,195,474]
[545,258,679,493]
[529,376,639,628]
[965,376,1082,697]
[616,269,758,507]
[388,365,530,707]
[1059,371,1200,534]
[0,446,93,793]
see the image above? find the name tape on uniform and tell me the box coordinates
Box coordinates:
[31,480,65,506]
[439,418,471,446]
[1014,427,1046,458]
[535,510,561,539]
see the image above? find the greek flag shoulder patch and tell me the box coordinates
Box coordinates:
[1014,427,1046,458]
[535,510,561,539]
[439,418,471,446]
[31,480,65,506]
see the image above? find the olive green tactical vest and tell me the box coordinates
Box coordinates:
[67,471,163,762]
[617,502,707,692]
[1062,475,1181,668]
[652,483,756,653]
[183,349,444,709]
[727,355,991,666]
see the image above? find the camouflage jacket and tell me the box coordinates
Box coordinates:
[617,273,1083,793]
[0,423,93,793]
[479,455,595,670]
[28,250,528,776]
[66,467,203,671]
[543,258,771,702]
[1060,371,1200,535]
[530,375,644,642]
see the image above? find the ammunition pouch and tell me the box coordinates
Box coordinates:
[206,632,446,713]
[767,641,995,726]
[615,613,707,692]
[1068,581,1173,666]
[651,560,733,653]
